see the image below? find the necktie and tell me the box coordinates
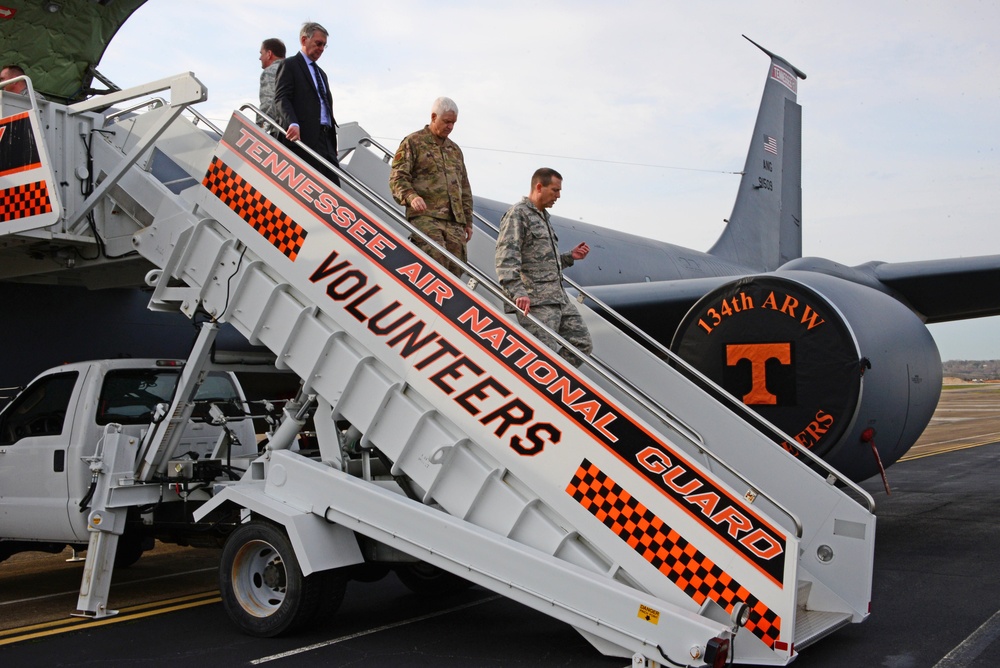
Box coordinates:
[311,62,330,126]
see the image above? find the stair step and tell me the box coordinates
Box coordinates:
[794,609,853,651]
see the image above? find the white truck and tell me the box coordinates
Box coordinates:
[0,357,258,567]
[0,346,471,622]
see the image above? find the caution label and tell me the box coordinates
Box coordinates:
[638,604,660,625]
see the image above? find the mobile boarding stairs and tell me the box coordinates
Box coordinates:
[0,73,876,666]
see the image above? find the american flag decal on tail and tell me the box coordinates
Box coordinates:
[763,135,778,155]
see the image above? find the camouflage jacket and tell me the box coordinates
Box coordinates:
[495,197,575,307]
[258,61,281,125]
[389,126,473,225]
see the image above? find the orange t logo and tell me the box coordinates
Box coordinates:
[726,343,791,405]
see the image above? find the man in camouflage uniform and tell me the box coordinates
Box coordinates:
[495,168,593,367]
[257,38,286,133]
[389,97,473,277]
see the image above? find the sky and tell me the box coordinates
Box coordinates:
[95,0,999,361]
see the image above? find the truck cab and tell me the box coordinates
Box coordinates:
[0,359,256,561]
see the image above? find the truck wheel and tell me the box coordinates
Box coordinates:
[394,561,471,596]
[219,520,327,637]
[304,568,349,631]
[113,535,147,568]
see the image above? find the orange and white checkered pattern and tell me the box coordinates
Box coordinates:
[567,459,781,648]
[0,180,52,222]
[203,157,307,261]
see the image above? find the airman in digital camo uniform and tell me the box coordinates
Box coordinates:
[257,38,286,132]
[495,168,592,366]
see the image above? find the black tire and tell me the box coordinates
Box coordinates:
[348,562,390,583]
[304,568,349,631]
[219,520,330,637]
[394,561,471,596]
[113,534,147,569]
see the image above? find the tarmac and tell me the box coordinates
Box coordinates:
[1,384,999,667]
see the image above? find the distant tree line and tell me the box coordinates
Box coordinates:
[942,359,1000,381]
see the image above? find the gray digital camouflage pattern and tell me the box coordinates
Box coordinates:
[258,60,281,127]
[495,197,593,365]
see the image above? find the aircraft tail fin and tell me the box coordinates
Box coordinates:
[708,36,805,271]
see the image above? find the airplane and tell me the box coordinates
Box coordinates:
[2,1,998,485]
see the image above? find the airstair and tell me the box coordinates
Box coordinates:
[1,74,876,666]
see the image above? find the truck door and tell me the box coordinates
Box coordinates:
[0,370,83,542]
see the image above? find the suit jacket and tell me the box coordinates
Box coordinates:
[274,51,337,157]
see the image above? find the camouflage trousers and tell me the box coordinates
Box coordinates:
[410,215,467,277]
[515,301,593,367]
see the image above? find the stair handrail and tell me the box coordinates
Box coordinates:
[299,119,827,534]
[185,106,223,136]
[338,144,709,458]
[101,97,165,125]
[357,133,874,513]
[330,127,811,536]
[240,107,810,535]
[100,95,222,138]
[0,74,44,110]
[62,73,208,237]
[478,215,874,512]
[504,227,873,511]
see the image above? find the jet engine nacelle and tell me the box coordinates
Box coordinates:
[670,270,942,482]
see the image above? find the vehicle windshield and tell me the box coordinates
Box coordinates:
[96,369,242,425]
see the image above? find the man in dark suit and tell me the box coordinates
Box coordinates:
[274,22,339,183]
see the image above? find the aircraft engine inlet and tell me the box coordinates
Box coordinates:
[670,271,942,482]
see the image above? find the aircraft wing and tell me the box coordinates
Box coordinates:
[583,253,1000,346]
[0,0,148,101]
[867,255,1000,323]
[581,276,734,345]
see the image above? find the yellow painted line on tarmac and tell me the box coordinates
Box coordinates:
[0,590,220,637]
[0,591,221,646]
[899,438,999,462]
